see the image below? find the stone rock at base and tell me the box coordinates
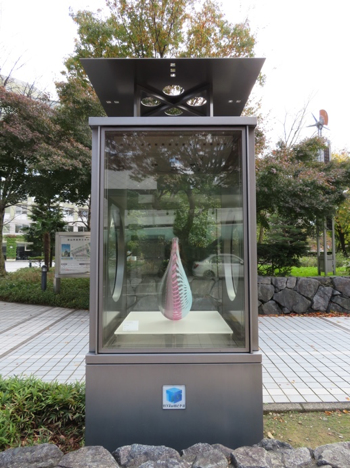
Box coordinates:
[260,301,281,315]
[313,276,333,287]
[296,277,319,299]
[258,276,271,285]
[114,446,132,466]
[313,441,350,468]
[138,460,188,468]
[312,287,332,311]
[192,449,228,468]
[271,277,287,290]
[258,284,275,302]
[328,301,348,313]
[332,277,350,297]
[113,444,181,468]
[58,446,118,468]
[257,438,293,452]
[182,444,229,468]
[273,289,311,313]
[0,443,63,468]
[331,295,350,310]
[311,286,333,311]
[211,444,234,462]
[231,446,272,468]
[286,277,297,289]
[282,447,313,467]
[181,443,213,463]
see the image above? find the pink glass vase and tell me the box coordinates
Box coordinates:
[158,237,192,320]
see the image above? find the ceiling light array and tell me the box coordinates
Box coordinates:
[104,61,245,115]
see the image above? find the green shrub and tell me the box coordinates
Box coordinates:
[299,256,318,268]
[0,376,85,452]
[0,268,89,309]
[335,252,348,267]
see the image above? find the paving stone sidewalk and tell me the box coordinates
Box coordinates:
[0,301,349,405]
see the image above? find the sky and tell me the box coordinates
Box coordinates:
[0,0,349,152]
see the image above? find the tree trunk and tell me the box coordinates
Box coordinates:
[0,206,6,277]
[335,221,348,257]
[258,224,265,244]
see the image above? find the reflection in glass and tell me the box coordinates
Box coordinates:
[107,204,124,302]
[102,130,246,351]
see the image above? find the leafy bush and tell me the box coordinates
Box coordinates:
[344,260,350,275]
[0,268,89,309]
[299,256,318,268]
[0,376,85,452]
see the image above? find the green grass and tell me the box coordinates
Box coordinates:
[0,376,85,452]
[264,410,350,449]
[0,268,89,309]
[290,266,347,277]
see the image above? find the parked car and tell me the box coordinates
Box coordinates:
[192,254,244,278]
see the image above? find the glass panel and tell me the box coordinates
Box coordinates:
[101,129,246,351]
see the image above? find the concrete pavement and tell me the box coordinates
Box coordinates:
[0,300,350,407]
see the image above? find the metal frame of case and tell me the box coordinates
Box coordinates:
[85,116,262,451]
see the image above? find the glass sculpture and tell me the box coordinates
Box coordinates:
[158,237,192,320]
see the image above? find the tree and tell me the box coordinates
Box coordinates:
[257,215,309,276]
[54,0,263,252]
[256,137,350,272]
[24,201,65,268]
[0,87,90,276]
[332,150,350,256]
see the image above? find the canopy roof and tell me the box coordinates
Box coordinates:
[81,57,265,117]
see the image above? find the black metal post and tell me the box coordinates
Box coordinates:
[41,265,48,291]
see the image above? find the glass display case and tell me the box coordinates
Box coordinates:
[100,128,248,352]
[83,57,264,452]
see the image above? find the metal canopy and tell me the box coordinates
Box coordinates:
[81,57,265,117]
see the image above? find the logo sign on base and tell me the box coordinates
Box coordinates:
[162,385,186,410]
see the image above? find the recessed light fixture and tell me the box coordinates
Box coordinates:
[163,85,184,96]
[187,97,207,107]
[106,100,112,104]
[170,73,176,78]
[114,101,120,104]
[165,107,183,116]
[141,97,160,107]
[228,100,233,104]
[236,100,242,103]
[170,63,176,67]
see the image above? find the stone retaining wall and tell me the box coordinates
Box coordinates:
[258,276,350,315]
[1,439,350,467]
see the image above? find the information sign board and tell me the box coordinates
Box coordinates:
[55,232,91,278]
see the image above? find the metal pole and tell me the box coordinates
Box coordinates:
[332,217,336,275]
[41,265,48,291]
[323,219,328,276]
[316,226,321,276]
[53,277,61,294]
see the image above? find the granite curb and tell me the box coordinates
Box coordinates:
[264,401,350,413]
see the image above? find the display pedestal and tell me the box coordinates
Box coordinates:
[85,353,263,452]
[115,311,233,335]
